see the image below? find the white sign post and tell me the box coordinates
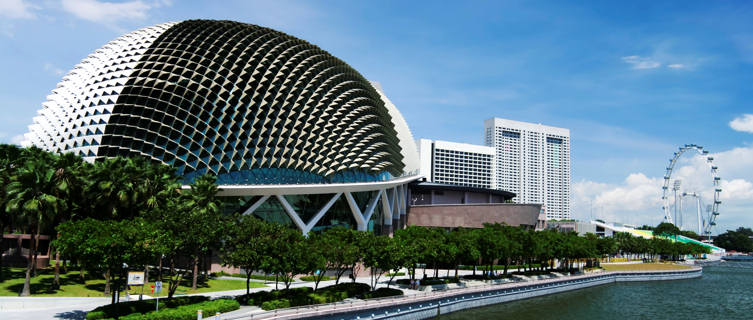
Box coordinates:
[154,281,163,311]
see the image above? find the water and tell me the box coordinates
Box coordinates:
[438,265,753,320]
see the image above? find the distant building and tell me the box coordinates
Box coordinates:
[418,139,495,189]
[484,118,571,220]
[546,220,596,236]
[407,180,544,230]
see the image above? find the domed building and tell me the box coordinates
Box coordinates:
[24,20,420,234]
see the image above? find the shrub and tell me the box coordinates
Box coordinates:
[139,299,240,320]
[261,299,290,310]
[236,287,313,306]
[118,313,145,320]
[385,272,405,276]
[84,311,106,320]
[239,282,371,311]
[319,282,370,297]
[86,296,213,320]
[300,275,332,282]
[358,288,403,299]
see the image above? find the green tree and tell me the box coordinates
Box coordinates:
[714,227,753,252]
[150,174,223,298]
[311,227,363,284]
[654,222,681,239]
[5,152,65,296]
[306,227,354,290]
[395,226,432,281]
[221,215,272,294]
[476,224,505,276]
[55,218,156,303]
[49,152,86,289]
[448,228,478,277]
[263,224,308,290]
[361,234,395,289]
[0,144,23,280]
[182,174,222,290]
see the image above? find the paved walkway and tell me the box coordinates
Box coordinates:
[0,267,523,320]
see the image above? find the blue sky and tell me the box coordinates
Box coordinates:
[1,0,752,232]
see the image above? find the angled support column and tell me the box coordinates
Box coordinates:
[345,190,383,231]
[380,189,393,225]
[345,192,366,231]
[275,194,307,232]
[242,195,270,216]
[301,192,342,235]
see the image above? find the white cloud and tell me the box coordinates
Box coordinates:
[44,63,65,76]
[573,144,753,233]
[61,0,153,24]
[667,63,686,69]
[10,134,25,145]
[621,55,661,69]
[730,114,753,133]
[0,0,40,19]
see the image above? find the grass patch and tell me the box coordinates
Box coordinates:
[299,275,332,282]
[0,267,265,297]
[143,279,265,297]
[385,272,405,277]
[601,263,691,272]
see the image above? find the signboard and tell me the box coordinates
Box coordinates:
[127,272,146,286]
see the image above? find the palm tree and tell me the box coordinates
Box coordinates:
[0,144,23,280]
[87,157,135,219]
[50,152,85,289]
[5,157,66,296]
[182,174,220,290]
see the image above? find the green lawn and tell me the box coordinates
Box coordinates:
[601,263,691,272]
[0,267,265,297]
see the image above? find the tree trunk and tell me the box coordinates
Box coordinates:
[246,272,251,295]
[104,269,111,296]
[53,250,61,290]
[191,254,199,290]
[19,226,36,296]
[158,257,163,282]
[32,224,40,277]
[79,260,86,283]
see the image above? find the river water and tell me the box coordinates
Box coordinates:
[438,265,753,320]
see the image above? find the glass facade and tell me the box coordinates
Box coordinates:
[218,189,390,234]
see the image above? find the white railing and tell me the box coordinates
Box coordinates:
[224,267,700,320]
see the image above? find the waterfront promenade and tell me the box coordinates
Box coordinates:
[226,267,701,320]
[0,265,700,320]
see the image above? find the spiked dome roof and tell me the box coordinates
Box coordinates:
[25,20,419,185]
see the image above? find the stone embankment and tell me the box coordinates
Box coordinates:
[232,267,701,320]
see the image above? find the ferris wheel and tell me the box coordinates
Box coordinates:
[661,144,722,237]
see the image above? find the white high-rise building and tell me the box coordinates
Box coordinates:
[418,139,495,189]
[484,118,570,220]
